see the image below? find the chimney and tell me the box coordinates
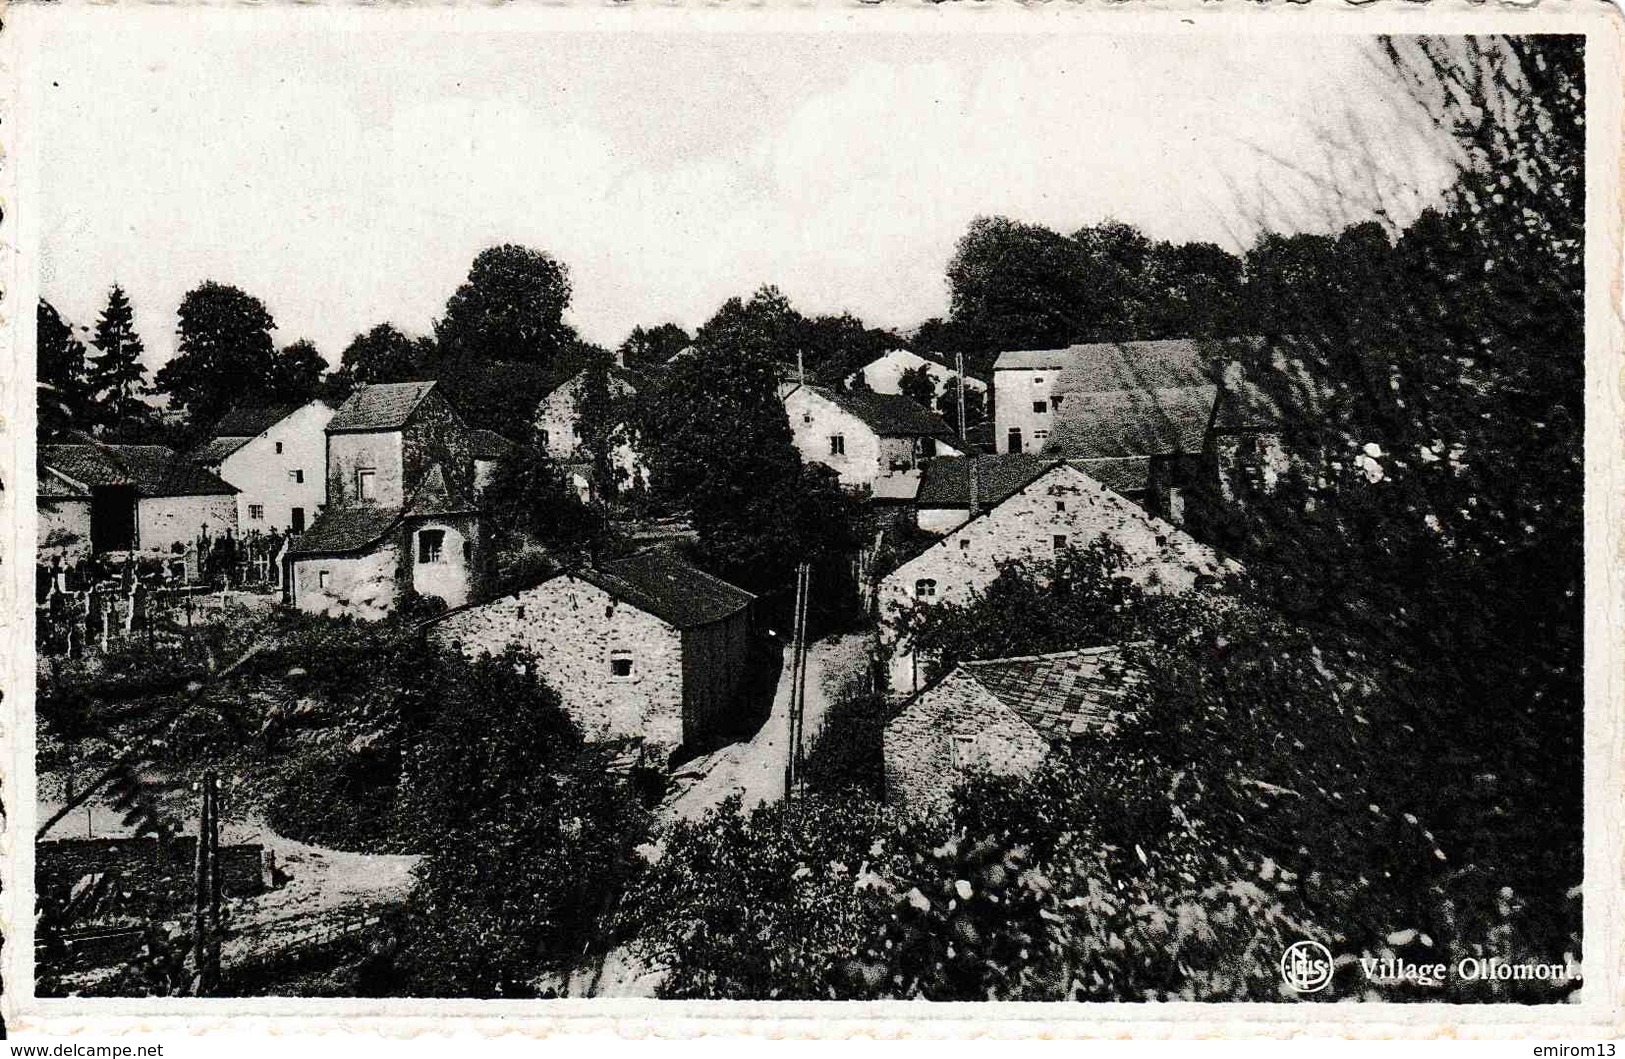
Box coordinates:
[797,349,806,387]
[613,345,625,370]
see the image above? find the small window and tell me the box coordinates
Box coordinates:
[610,650,634,680]
[356,468,376,500]
[516,604,526,619]
[1053,395,1064,409]
[1033,400,1048,414]
[248,504,264,520]
[317,570,330,590]
[1033,376,1045,385]
[1053,534,1068,551]
[951,732,976,769]
[830,434,846,456]
[1034,430,1049,444]
[1055,500,1066,512]
[540,428,551,448]
[959,539,970,551]
[915,578,937,599]
[274,441,283,454]
[803,413,812,424]
[418,529,445,564]
[289,469,304,484]
[1007,428,1023,454]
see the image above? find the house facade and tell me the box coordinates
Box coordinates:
[847,349,987,400]
[430,549,756,761]
[534,366,649,492]
[781,383,964,490]
[38,444,238,561]
[876,460,1229,696]
[884,646,1140,817]
[286,381,483,620]
[190,401,334,534]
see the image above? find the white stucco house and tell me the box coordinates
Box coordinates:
[781,383,965,491]
[189,401,335,535]
[847,349,986,400]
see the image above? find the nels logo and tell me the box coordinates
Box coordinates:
[1280,940,1335,994]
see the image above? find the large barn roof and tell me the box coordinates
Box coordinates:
[40,444,237,498]
[575,549,755,629]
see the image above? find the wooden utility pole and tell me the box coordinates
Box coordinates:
[783,562,811,799]
[192,769,221,995]
[955,351,968,444]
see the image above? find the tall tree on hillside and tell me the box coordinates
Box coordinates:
[86,285,150,432]
[692,285,804,369]
[643,310,858,594]
[617,323,691,372]
[435,245,574,369]
[154,281,278,428]
[946,216,1089,353]
[267,339,328,407]
[328,324,434,402]
[37,300,91,440]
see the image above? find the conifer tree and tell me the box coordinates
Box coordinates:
[87,284,150,432]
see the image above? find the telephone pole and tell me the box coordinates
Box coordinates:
[783,562,811,799]
[955,351,968,444]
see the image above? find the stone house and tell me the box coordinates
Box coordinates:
[781,383,965,491]
[285,381,483,619]
[469,428,515,494]
[884,646,1141,817]
[534,365,650,492]
[847,349,987,400]
[430,548,756,762]
[188,401,334,535]
[38,443,237,561]
[876,459,1229,697]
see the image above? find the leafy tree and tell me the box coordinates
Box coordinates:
[37,299,91,439]
[617,323,690,372]
[642,315,858,594]
[86,285,151,432]
[933,376,986,437]
[482,430,607,559]
[435,244,574,369]
[153,281,278,428]
[327,324,433,402]
[267,338,328,407]
[946,215,1089,353]
[394,647,646,997]
[895,364,937,408]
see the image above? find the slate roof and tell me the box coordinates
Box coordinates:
[469,429,515,462]
[994,338,1226,387]
[188,435,256,465]
[1067,456,1153,497]
[1042,385,1217,461]
[327,381,439,434]
[915,454,1054,509]
[211,405,295,438]
[962,645,1143,742]
[285,506,403,556]
[575,548,755,630]
[801,385,959,442]
[40,444,237,498]
[38,464,90,500]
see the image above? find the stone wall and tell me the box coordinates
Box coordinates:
[680,608,752,748]
[291,533,404,621]
[329,431,405,508]
[39,499,93,562]
[138,494,238,554]
[883,668,1050,817]
[38,837,271,918]
[433,575,687,754]
[877,463,1228,696]
[993,365,1064,454]
[402,389,476,501]
[406,513,480,609]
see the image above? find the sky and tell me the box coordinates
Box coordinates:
[31,18,1458,371]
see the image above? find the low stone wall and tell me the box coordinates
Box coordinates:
[38,837,273,918]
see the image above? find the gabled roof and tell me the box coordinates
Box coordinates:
[1042,384,1217,461]
[187,435,256,465]
[286,506,402,557]
[574,548,755,629]
[993,337,1235,387]
[961,645,1143,742]
[469,428,515,461]
[404,463,477,518]
[211,405,296,438]
[327,381,440,434]
[40,444,237,498]
[915,454,1054,509]
[793,385,959,443]
[38,464,90,500]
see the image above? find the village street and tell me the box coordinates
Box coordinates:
[660,631,870,825]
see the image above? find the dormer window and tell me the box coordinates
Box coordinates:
[356,468,376,501]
